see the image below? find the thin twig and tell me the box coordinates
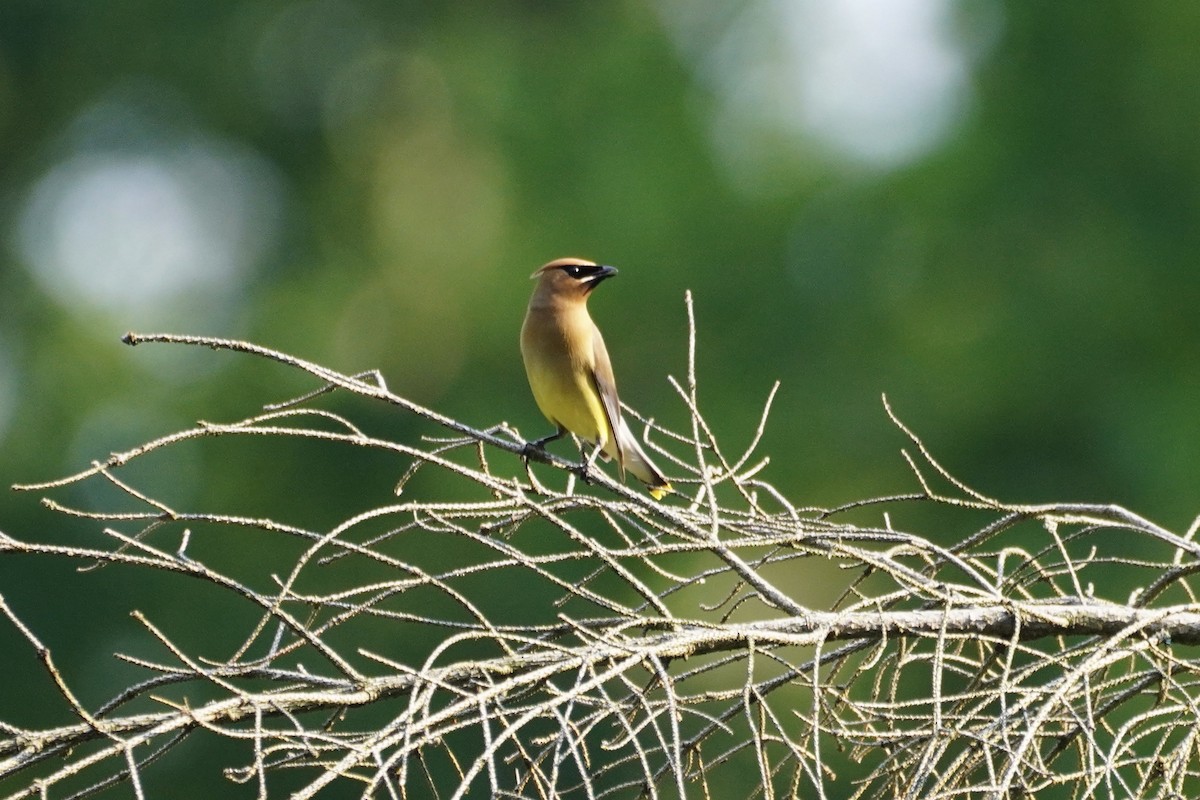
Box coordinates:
[2,309,1197,799]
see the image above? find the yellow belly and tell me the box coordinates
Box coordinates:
[525,358,610,448]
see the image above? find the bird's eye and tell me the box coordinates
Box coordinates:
[563,265,584,278]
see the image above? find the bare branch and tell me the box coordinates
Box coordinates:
[2,312,1197,798]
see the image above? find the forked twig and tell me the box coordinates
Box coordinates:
[2,300,1198,799]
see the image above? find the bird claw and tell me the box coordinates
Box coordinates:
[520,441,546,461]
[522,429,565,461]
[575,442,605,485]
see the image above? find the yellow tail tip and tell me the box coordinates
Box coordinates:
[648,483,673,501]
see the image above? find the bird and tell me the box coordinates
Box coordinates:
[520,257,672,499]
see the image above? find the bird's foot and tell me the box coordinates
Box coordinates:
[575,462,596,485]
[522,428,565,460]
[575,442,605,484]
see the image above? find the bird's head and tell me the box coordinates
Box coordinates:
[530,258,618,300]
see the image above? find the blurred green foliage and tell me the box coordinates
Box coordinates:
[2,1,1199,795]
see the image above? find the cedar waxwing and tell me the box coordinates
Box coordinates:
[521,257,672,499]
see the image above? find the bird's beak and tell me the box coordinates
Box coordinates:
[581,264,617,294]
[591,265,618,283]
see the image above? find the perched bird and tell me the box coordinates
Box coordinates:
[520,257,672,499]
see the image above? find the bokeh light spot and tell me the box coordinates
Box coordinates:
[13,91,284,328]
[660,0,1002,183]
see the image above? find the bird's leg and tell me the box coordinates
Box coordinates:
[578,440,605,484]
[523,426,566,458]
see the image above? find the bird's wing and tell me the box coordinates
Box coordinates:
[588,322,625,475]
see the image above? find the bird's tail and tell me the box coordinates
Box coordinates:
[609,417,672,499]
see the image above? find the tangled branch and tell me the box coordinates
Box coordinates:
[3,294,1200,799]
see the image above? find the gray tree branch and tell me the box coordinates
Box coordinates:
[2,295,1198,799]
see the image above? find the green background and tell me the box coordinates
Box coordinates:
[2,1,1198,796]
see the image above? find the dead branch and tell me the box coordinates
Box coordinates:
[3,295,1199,799]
